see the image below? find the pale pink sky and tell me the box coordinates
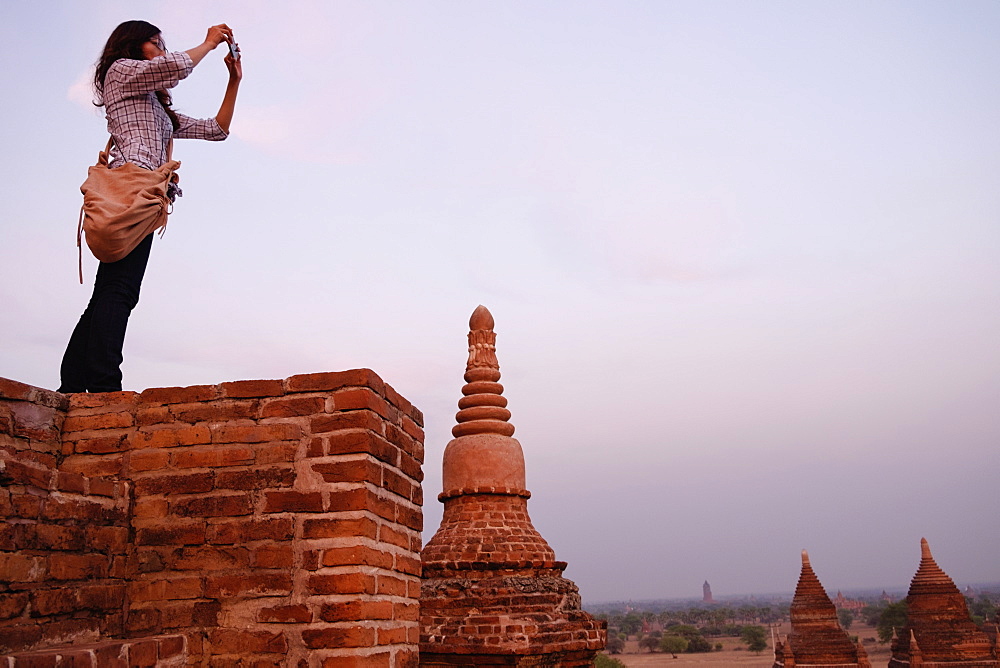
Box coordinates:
[1,0,997,601]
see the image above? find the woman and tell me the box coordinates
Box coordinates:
[59,20,242,393]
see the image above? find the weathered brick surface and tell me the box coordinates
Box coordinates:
[1,372,423,667]
[0,382,129,656]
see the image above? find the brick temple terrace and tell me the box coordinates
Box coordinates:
[0,306,605,667]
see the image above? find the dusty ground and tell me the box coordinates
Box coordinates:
[607,622,893,667]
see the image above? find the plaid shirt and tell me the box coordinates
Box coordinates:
[102,51,227,170]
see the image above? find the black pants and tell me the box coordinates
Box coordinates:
[59,233,154,393]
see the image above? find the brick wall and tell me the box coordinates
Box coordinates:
[0,379,130,654]
[0,369,424,667]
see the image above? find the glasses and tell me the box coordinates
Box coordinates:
[147,37,164,50]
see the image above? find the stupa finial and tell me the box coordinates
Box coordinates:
[453,305,514,438]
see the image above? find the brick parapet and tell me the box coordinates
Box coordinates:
[0,370,424,667]
[0,382,130,656]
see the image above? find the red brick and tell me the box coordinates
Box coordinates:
[259,396,324,418]
[306,437,325,457]
[302,516,378,540]
[62,411,133,432]
[319,600,392,622]
[333,388,396,422]
[55,471,86,493]
[207,628,287,654]
[40,615,101,646]
[158,634,186,658]
[134,497,168,518]
[263,490,324,513]
[204,573,292,597]
[285,369,384,394]
[207,518,293,544]
[11,494,41,518]
[124,606,160,634]
[171,546,247,571]
[66,433,130,454]
[214,466,296,490]
[376,574,408,597]
[321,652,392,668]
[128,577,202,602]
[128,638,159,665]
[402,412,424,439]
[379,525,411,550]
[393,601,419,622]
[0,592,29,620]
[301,625,377,649]
[172,493,251,518]
[171,400,259,424]
[129,449,170,472]
[310,410,384,435]
[134,472,214,495]
[312,458,382,485]
[221,379,285,398]
[1,459,52,489]
[140,385,219,405]
[254,442,299,464]
[86,525,128,552]
[397,504,422,532]
[327,488,396,521]
[306,572,376,595]
[321,545,394,569]
[258,604,312,623]
[32,524,85,550]
[78,583,125,611]
[59,454,123,477]
[251,544,294,568]
[136,405,172,426]
[88,478,117,497]
[31,588,79,616]
[132,424,211,448]
[383,467,418,501]
[136,522,206,546]
[172,446,255,469]
[0,623,42,654]
[395,553,422,577]
[326,431,399,465]
[376,626,408,645]
[48,553,109,580]
[210,423,301,444]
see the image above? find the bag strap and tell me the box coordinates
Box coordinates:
[77,204,85,284]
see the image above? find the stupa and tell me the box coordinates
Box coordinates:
[773,550,870,668]
[703,580,715,603]
[888,538,998,667]
[419,306,605,666]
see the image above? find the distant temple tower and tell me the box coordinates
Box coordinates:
[703,580,715,603]
[888,538,998,667]
[773,550,870,668]
[419,306,606,666]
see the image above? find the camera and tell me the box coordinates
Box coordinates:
[228,39,240,61]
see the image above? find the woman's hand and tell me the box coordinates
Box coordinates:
[224,43,242,82]
[204,24,233,49]
[186,23,234,66]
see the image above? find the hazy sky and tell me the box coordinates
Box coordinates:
[1,1,997,603]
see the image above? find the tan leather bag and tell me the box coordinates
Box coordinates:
[76,137,180,282]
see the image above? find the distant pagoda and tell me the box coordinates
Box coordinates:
[773,550,870,668]
[703,580,715,603]
[888,538,998,667]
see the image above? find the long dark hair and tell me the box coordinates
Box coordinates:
[94,20,180,130]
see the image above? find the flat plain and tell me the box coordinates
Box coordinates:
[609,621,893,667]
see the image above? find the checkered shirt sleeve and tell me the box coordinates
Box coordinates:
[103,52,228,170]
